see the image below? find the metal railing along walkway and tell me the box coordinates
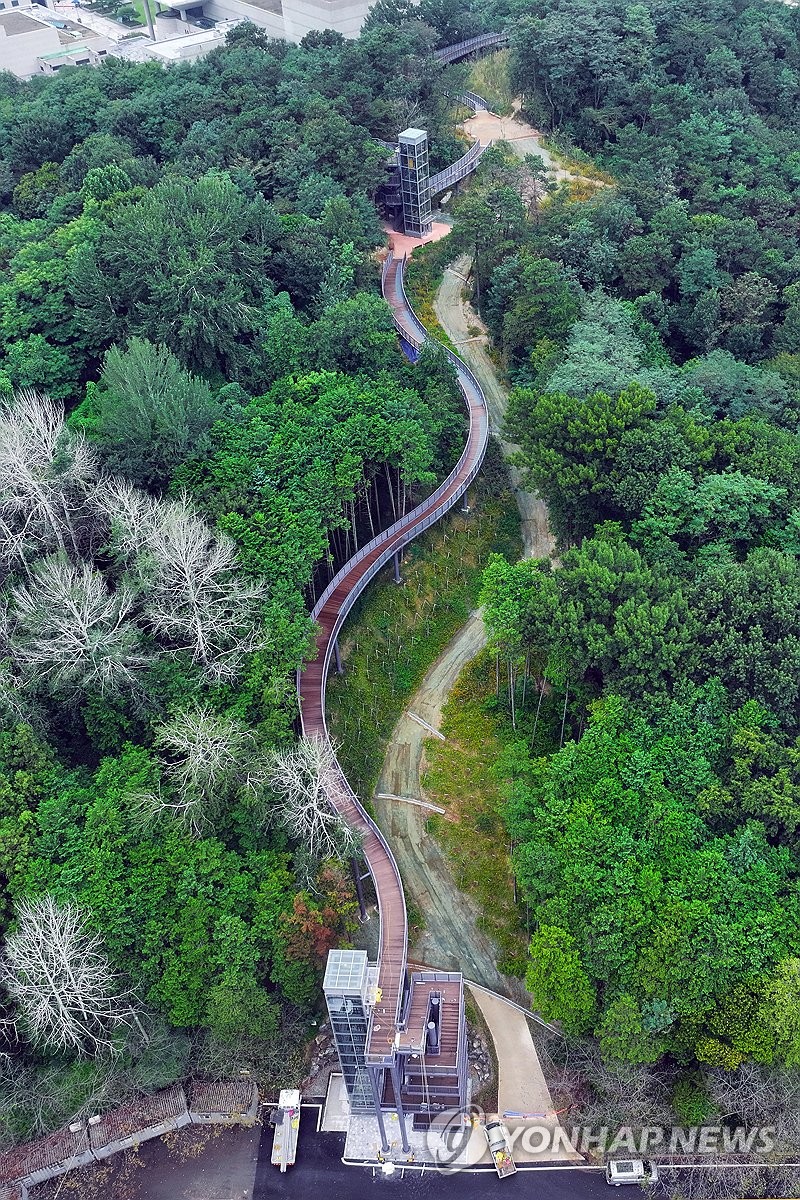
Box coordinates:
[372,33,502,196]
[455,89,489,111]
[429,138,486,195]
[434,31,508,63]
[296,253,489,1067]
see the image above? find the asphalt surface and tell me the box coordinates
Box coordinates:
[256,1109,610,1199]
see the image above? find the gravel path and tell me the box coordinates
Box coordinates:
[463,101,607,189]
[373,611,515,990]
[463,102,571,181]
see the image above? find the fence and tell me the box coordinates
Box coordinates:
[0,1081,259,1197]
[429,138,486,197]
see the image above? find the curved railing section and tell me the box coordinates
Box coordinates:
[434,30,508,63]
[372,34,500,190]
[376,137,487,196]
[429,138,486,195]
[296,253,489,1066]
[455,89,489,112]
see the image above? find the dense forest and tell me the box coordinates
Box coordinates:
[0,19,475,1143]
[468,0,800,1083]
[2,0,800,1156]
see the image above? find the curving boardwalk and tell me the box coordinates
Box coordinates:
[429,137,486,196]
[434,31,508,64]
[296,252,489,1066]
[375,36,503,198]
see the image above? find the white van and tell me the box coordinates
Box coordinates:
[605,1158,659,1186]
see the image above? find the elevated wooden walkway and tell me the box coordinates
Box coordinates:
[297,251,489,1066]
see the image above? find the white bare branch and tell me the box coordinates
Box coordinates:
[4,553,152,698]
[1,896,137,1057]
[132,704,267,836]
[267,735,361,875]
[140,494,268,680]
[89,474,159,564]
[0,390,97,569]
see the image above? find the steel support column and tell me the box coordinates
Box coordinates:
[393,551,401,583]
[351,856,367,921]
[333,638,343,674]
[390,1060,411,1153]
[368,1066,390,1152]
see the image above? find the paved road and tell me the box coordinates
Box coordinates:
[468,984,579,1164]
[255,1113,610,1199]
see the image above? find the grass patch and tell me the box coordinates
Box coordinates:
[404,240,460,350]
[422,650,530,977]
[540,134,616,187]
[114,0,145,24]
[326,446,521,802]
[466,49,514,116]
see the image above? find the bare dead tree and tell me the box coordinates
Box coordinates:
[90,474,159,565]
[267,735,361,880]
[0,389,96,571]
[0,648,38,727]
[139,495,268,681]
[706,1061,800,1154]
[659,1164,788,1200]
[0,1056,120,1148]
[555,1036,672,1129]
[3,554,151,698]
[132,704,268,836]
[2,896,139,1057]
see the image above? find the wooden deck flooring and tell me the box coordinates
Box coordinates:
[297,253,489,1065]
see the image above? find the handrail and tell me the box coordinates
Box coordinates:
[434,31,508,64]
[429,139,486,196]
[298,31,501,1086]
[297,252,489,1060]
[311,260,484,624]
[395,254,486,400]
[372,33,506,210]
[454,89,488,112]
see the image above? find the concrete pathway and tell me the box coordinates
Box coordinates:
[469,983,581,1164]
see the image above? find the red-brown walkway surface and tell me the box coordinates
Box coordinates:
[297,252,489,1065]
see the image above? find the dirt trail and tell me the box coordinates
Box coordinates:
[463,101,607,189]
[463,101,571,181]
[373,611,518,990]
[435,254,554,562]
[372,263,553,998]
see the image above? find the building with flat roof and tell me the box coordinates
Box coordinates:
[144,23,225,59]
[0,5,60,76]
[37,34,112,70]
[175,0,372,42]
